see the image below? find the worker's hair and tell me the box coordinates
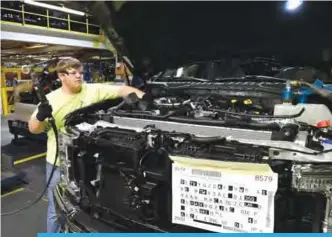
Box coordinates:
[56,57,83,73]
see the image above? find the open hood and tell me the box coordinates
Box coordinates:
[68,1,332,77]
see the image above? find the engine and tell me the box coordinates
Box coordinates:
[56,78,332,233]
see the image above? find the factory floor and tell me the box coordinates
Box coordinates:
[1,116,47,237]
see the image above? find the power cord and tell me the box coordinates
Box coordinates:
[1,85,59,216]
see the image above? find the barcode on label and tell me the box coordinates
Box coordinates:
[192,169,222,178]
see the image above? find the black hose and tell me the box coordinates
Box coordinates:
[66,126,81,137]
[189,134,226,143]
[112,110,281,130]
[210,108,305,119]
[181,134,332,155]
[113,110,180,119]
[107,101,126,112]
[156,84,282,95]
[214,75,289,82]
[1,117,59,216]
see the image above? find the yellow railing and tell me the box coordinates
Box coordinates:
[0,5,100,36]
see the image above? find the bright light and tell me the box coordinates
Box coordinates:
[23,0,85,16]
[176,67,184,77]
[285,0,303,11]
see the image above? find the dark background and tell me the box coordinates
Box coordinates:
[2,1,331,75]
[112,1,332,71]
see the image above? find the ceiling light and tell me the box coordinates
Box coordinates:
[22,0,85,16]
[285,0,303,11]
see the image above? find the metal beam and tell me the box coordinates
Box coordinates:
[1,23,115,51]
[1,30,107,50]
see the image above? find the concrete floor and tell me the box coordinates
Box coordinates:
[1,116,48,237]
[1,116,11,145]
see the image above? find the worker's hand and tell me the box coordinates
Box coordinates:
[138,93,154,111]
[123,92,140,105]
[36,103,53,122]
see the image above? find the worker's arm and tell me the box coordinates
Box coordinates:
[28,118,47,134]
[117,85,145,99]
[99,84,146,100]
[99,84,152,110]
[28,103,53,134]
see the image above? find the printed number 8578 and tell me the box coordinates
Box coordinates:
[255,175,273,182]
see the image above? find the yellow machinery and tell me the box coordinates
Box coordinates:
[1,67,24,116]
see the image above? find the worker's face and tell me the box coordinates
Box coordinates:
[58,67,83,93]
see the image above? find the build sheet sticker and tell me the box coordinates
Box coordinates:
[171,161,278,233]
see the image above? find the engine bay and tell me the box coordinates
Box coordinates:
[56,77,332,233]
[66,78,332,129]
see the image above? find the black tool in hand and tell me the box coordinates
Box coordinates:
[34,83,53,122]
[123,92,154,111]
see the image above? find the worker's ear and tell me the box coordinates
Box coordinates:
[57,72,66,80]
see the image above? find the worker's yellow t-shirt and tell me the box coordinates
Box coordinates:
[31,83,121,166]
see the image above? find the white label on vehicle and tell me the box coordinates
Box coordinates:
[171,162,278,233]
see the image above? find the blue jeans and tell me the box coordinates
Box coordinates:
[46,162,61,233]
